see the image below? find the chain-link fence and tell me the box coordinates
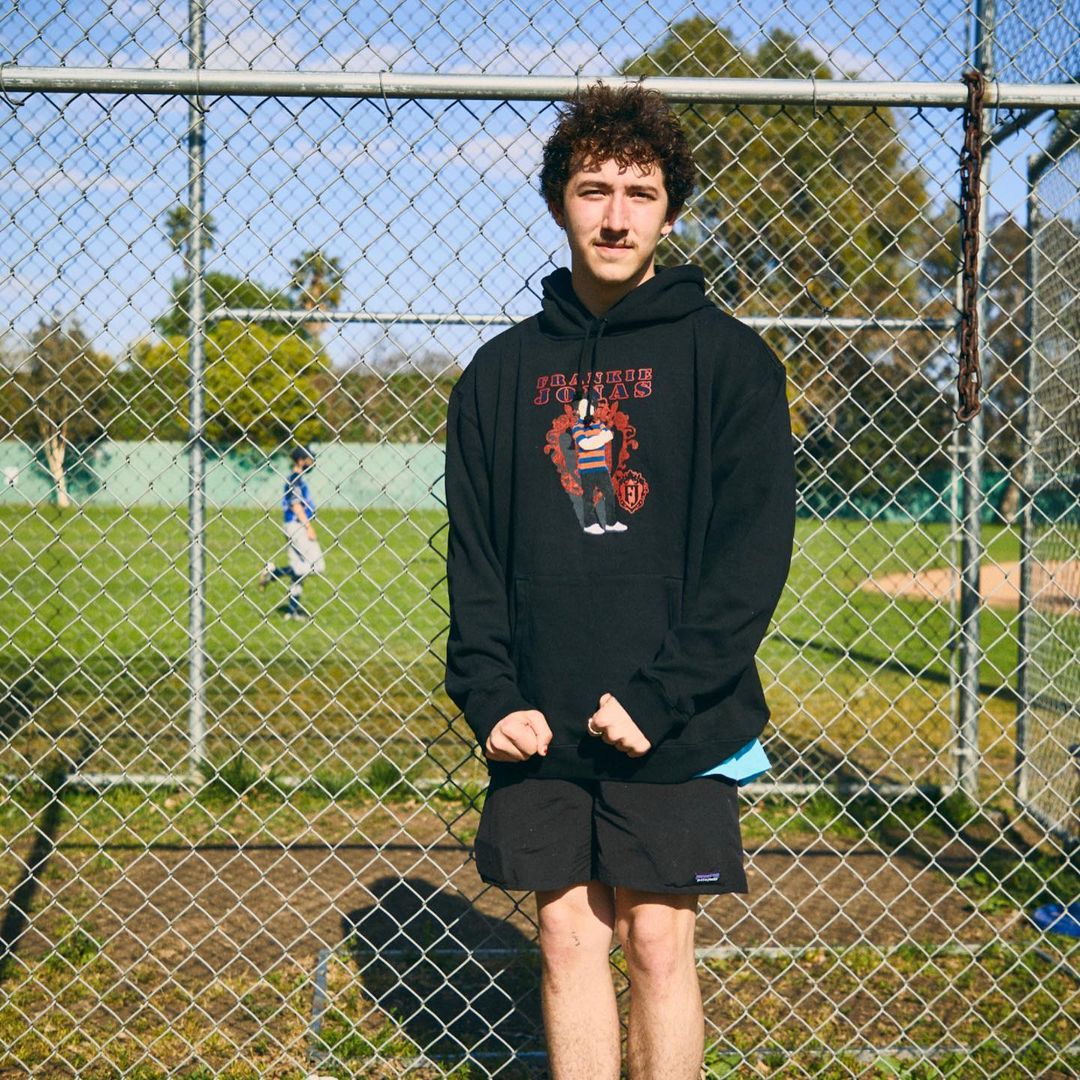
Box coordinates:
[1,2,1079,1077]
[1018,131,1080,851]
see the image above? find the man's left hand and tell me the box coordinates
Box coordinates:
[586,693,651,757]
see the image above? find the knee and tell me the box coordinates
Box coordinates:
[537,890,613,969]
[616,907,695,981]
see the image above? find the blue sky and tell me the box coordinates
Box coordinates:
[0,1,1074,369]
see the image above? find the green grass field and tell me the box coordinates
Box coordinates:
[2,504,1077,1079]
[0,505,1028,792]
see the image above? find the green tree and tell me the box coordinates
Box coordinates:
[162,203,216,261]
[15,318,112,507]
[139,204,326,447]
[621,20,950,514]
[154,270,308,340]
[109,271,312,443]
[136,321,327,451]
[626,23,935,312]
[288,249,345,336]
[104,351,189,442]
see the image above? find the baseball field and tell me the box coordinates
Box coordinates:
[0,504,1076,1078]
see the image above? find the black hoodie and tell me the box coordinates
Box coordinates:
[443,262,796,783]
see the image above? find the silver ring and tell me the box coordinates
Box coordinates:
[587,718,599,736]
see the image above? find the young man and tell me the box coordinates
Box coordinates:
[444,84,795,1079]
[259,445,325,620]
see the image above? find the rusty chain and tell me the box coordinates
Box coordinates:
[956,67,986,422]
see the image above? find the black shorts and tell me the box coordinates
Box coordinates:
[472,773,749,895]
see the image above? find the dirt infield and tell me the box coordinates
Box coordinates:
[860,558,1080,612]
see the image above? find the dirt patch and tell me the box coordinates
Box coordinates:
[13,811,1008,985]
[860,558,1080,613]
[0,799,1062,1076]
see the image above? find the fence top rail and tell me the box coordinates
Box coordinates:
[210,307,960,332]
[3,67,1080,109]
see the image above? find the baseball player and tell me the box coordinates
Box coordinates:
[259,445,325,620]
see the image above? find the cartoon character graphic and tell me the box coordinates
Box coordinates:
[545,390,650,535]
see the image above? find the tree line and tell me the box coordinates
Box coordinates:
[0,204,459,504]
[624,20,1039,516]
[0,17,1052,514]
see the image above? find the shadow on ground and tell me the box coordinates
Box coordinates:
[343,875,546,1072]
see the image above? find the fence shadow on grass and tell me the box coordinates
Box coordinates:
[342,874,545,1073]
[785,630,1018,703]
[0,734,97,981]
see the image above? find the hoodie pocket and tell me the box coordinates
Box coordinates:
[512,573,683,747]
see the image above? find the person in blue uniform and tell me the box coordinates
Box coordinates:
[259,445,325,620]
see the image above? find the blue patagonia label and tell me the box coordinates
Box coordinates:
[694,872,721,883]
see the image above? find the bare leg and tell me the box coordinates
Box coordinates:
[615,888,702,1080]
[535,881,619,1080]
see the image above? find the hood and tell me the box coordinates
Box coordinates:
[537,263,712,422]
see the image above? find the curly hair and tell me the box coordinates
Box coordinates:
[538,81,697,217]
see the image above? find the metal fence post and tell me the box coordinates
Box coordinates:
[186,0,208,783]
[955,0,994,800]
[1015,153,1038,807]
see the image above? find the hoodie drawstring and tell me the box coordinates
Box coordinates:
[574,316,607,422]
[588,317,607,422]
[574,320,594,413]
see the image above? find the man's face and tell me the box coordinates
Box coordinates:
[548,155,677,292]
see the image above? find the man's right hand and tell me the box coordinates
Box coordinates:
[484,710,553,762]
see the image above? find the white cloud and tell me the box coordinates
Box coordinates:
[16,166,146,197]
[819,43,912,82]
